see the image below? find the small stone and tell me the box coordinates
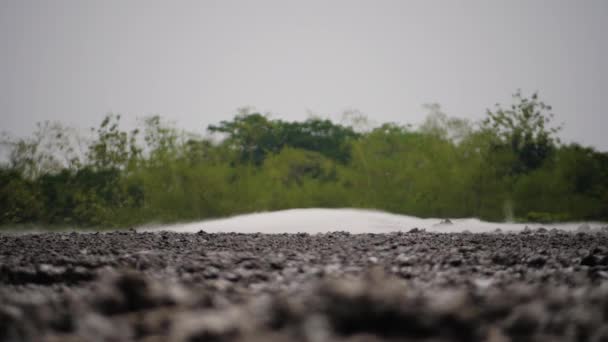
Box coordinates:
[527,256,547,268]
[223,272,240,282]
[492,253,512,266]
[581,254,598,267]
[269,254,286,270]
[449,258,463,267]
[203,266,220,279]
[473,278,494,289]
[395,254,415,266]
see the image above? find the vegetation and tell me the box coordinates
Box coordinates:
[1,92,607,228]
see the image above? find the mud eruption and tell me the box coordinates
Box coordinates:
[2,229,608,341]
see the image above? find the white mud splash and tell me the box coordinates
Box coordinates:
[143,208,607,234]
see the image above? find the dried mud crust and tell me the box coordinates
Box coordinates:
[1,230,608,341]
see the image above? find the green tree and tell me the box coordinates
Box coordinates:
[483,91,561,173]
[1,121,85,179]
[88,114,141,171]
[208,112,277,165]
[209,112,359,165]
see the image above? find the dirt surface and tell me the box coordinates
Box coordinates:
[2,229,608,341]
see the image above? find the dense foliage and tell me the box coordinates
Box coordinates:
[1,92,607,227]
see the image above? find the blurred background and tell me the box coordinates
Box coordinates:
[1,0,607,228]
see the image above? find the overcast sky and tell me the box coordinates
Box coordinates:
[1,0,607,150]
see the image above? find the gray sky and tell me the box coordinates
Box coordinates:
[1,0,607,150]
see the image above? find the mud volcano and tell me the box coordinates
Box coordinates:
[2,229,608,341]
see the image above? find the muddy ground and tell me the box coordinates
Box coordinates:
[1,228,608,341]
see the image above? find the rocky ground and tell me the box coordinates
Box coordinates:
[1,228,608,342]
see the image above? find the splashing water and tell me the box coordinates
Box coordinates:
[142,208,606,234]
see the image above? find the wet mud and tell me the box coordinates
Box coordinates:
[1,229,608,341]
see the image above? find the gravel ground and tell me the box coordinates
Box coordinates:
[1,228,608,341]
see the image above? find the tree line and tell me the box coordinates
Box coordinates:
[1,91,607,228]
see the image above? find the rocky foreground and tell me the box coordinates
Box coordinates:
[1,229,608,342]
